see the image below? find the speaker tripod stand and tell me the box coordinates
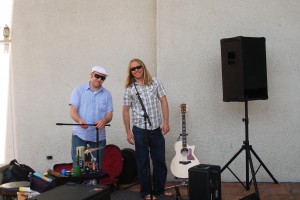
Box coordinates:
[221,101,278,199]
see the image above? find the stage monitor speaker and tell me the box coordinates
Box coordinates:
[220,36,268,102]
[189,164,221,200]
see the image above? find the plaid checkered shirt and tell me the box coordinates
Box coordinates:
[123,78,166,130]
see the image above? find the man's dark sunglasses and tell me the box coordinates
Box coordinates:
[130,65,142,72]
[94,73,106,81]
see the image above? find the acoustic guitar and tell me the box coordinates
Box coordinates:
[170,103,200,179]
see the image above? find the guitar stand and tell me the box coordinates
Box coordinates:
[221,101,278,199]
[165,179,188,200]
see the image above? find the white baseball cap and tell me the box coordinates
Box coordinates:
[92,66,108,76]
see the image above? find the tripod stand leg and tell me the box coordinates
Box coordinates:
[175,186,182,200]
[221,147,244,172]
[250,148,278,184]
[247,150,260,199]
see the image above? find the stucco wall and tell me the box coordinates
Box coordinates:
[157,1,300,182]
[10,0,157,172]
[8,0,300,182]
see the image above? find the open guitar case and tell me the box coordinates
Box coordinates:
[30,144,123,192]
[30,145,138,193]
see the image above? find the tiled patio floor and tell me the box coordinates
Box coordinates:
[122,181,300,200]
[221,182,300,200]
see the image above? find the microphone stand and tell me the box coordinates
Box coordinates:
[132,81,154,200]
[56,123,110,174]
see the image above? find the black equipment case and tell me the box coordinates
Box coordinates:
[28,183,110,200]
[189,164,222,200]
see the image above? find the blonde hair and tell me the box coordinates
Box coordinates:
[124,58,153,88]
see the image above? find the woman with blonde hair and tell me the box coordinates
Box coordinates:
[122,58,172,200]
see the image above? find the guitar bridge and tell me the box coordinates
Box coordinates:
[179,161,191,165]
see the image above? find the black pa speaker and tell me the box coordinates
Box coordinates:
[220,36,268,102]
[189,164,221,200]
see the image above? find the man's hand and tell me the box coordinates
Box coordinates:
[95,118,107,129]
[79,119,88,129]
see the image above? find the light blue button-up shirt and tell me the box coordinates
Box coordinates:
[69,83,113,142]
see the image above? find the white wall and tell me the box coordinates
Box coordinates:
[8,0,300,182]
[10,0,157,171]
[157,1,300,182]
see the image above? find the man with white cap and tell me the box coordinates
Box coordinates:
[69,66,113,170]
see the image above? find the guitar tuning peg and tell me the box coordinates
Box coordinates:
[180,103,187,114]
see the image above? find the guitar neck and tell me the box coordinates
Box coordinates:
[182,113,187,148]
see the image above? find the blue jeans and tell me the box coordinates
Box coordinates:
[132,126,167,197]
[71,135,106,171]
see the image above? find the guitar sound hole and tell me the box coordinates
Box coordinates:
[181,148,189,156]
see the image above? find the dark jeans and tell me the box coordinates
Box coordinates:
[132,126,167,197]
[71,135,106,171]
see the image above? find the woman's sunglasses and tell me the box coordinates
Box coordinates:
[130,65,142,72]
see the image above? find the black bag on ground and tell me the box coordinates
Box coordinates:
[2,159,35,184]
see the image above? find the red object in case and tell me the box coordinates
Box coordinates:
[99,144,123,186]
